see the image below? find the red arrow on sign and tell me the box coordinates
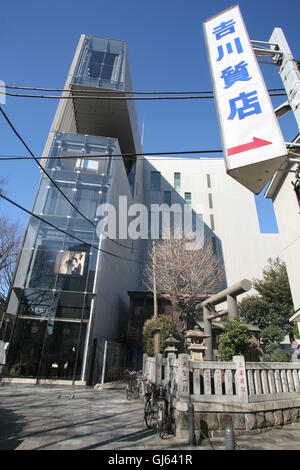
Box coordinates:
[227,137,272,156]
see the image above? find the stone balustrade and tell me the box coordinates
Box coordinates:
[143,353,300,437]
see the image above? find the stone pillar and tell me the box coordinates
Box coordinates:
[178,354,190,402]
[227,294,238,320]
[203,306,213,361]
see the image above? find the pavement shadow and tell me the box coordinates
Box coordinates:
[0,407,24,450]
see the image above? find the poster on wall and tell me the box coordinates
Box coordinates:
[54,251,86,276]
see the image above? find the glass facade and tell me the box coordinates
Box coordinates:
[71,36,126,90]
[5,133,119,381]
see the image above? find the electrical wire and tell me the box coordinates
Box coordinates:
[0,83,286,94]
[0,90,287,100]
[0,193,143,265]
[0,149,224,161]
[0,105,143,253]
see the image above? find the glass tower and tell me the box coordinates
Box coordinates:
[2,35,143,384]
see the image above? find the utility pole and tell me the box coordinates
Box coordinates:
[152,242,160,355]
[269,28,300,132]
[153,241,158,320]
[252,28,300,132]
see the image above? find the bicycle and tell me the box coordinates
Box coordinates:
[143,381,156,429]
[125,369,145,400]
[156,384,176,438]
[143,381,176,438]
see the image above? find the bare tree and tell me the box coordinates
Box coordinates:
[144,234,225,335]
[0,215,22,321]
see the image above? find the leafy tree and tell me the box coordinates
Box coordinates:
[143,314,179,355]
[218,318,259,361]
[239,258,294,361]
[262,343,290,362]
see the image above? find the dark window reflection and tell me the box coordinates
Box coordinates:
[6,318,87,381]
[6,319,46,377]
[38,321,83,380]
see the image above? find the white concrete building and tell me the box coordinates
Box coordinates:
[144,156,283,298]
[265,137,300,323]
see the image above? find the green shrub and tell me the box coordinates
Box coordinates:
[143,315,179,355]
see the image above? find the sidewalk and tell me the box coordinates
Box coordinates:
[0,383,299,451]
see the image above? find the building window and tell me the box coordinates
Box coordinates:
[184,192,192,208]
[210,214,215,231]
[150,171,161,191]
[88,51,118,81]
[207,174,211,188]
[208,193,213,209]
[211,236,217,255]
[174,173,181,192]
[75,159,99,171]
[163,191,171,205]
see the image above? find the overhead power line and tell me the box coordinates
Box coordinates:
[0,193,143,265]
[0,90,287,100]
[0,149,224,161]
[0,105,143,253]
[0,83,286,94]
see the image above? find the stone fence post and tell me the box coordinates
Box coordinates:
[155,353,162,385]
[177,354,190,403]
[233,355,249,403]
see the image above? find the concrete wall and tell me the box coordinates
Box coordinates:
[270,163,300,312]
[143,157,282,298]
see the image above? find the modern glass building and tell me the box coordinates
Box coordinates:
[2,35,144,384]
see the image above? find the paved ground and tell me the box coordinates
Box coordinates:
[0,382,299,451]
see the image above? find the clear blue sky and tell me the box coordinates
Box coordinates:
[0,0,299,234]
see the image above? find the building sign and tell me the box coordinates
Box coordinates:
[203,5,287,194]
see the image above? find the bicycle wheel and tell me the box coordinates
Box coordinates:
[157,404,167,438]
[144,400,153,429]
[126,384,133,400]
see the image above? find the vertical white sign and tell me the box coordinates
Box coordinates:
[203,5,287,194]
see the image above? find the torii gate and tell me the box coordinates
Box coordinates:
[195,279,252,360]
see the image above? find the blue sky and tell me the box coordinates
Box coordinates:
[0,0,300,233]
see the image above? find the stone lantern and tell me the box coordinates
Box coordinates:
[184,325,210,361]
[163,335,180,355]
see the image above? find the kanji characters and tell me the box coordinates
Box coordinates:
[211,14,263,123]
[220,61,251,88]
[228,90,262,120]
[213,19,236,40]
[216,37,243,61]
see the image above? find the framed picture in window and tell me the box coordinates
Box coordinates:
[54,251,86,276]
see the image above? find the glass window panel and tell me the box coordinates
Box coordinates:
[208,193,213,209]
[210,214,215,231]
[104,52,118,66]
[38,321,82,380]
[72,185,99,220]
[185,192,192,206]
[101,65,113,80]
[43,183,74,217]
[174,173,181,191]
[150,171,161,191]
[28,241,64,290]
[6,318,47,378]
[211,237,217,255]
[88,51,105,78]
[163,191,171,205]
[207,174,211,188]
